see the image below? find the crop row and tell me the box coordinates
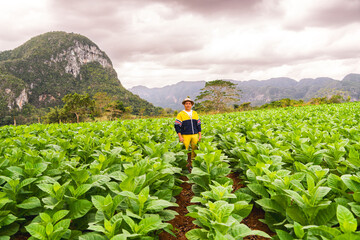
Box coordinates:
[0,120,187,239]
[185,141,270,239]
[2,102,360,239]
[207,103,360,239]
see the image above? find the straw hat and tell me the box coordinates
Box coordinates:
[182,97,194,105]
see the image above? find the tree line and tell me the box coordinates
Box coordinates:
[1,79,353,126]
[193,80,352,113]
[45,92,138,124]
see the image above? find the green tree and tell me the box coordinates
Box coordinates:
[62,93,95,123]
[195,80,241,112]
[329,94,344,104]
[309,97,328,105]
[93,92,113,117]
[124,106,133,116]
[44,106,73,124]
[139,108,146,118]
[239,102,252,111]
[105,100,125,120]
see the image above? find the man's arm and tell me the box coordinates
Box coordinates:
[175,112,183,142]
[178,132,184,142]
[196,115,202,141]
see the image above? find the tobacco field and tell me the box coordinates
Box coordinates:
[1,102,360,239]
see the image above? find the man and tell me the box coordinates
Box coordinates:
[174,97,202,169]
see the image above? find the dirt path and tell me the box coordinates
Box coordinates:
[227,171,274,239]
[160,166,274,240]
[158,175,198,240]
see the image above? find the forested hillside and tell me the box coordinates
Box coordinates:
[0,31,161,125]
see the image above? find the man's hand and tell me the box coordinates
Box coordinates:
[198,132,202,142]
[178,135,184,142]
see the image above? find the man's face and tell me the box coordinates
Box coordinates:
[184,101,192,111]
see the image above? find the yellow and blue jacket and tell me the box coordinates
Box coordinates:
[174,110,201,135]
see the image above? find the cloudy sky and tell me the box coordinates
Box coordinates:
[1,0,360,88]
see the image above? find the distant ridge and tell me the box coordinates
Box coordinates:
[129,73,360,110]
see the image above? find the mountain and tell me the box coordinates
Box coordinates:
[129,74,360,109]
[130,81,206,110]
[0,31,160,124]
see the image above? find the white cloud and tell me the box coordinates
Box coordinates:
[0,0,51,48]
[1,0,359,88]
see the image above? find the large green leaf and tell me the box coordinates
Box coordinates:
[39,213,52,223]
[18,178,37,190]
[79,233,107,240]
[286,205,307,226]
[52,210,69,224]
[256,198,283,214]
[314,203,337,225]
[341,175,360,193]
[334,232,360,240]
[247,183,270,198]
[284,190,304,207]
[17,197,41,209]
[122,215,136,232]
[105,182,122,195]
[348,147,360,167]
[137,216,164,234]
[138,186,149,206]
[217,203,234,222]
[74,184,92,198]
[69,199,93,219]
[293,222,304,238]
[276,229,294,240]
[186,229,208,240]
[348,202,360,217]
[91,195,106,211]
[0,222,19,236]
[54,219,71,232]
[146,200,178,211]
[25,223,46,240]
[38,184,54,196]
[337,205,357,233]
[0,196,12,209]
[308,225,341,239]
[71,169,90,185]
[230,223,270,238]
[233,202,252,219]
[0,214,17,227]
[46,222,54,236]
[311,186,331,204]
[110,235,127,240]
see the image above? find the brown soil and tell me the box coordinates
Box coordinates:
[11,234,29,240]
[159,176,198,240]
[227,171,274,239]
[242,206,275,239]
[227,171,245,192]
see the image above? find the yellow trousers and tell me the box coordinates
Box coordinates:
[183,134,199,159]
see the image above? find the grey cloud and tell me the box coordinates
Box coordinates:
[1,0,359,88]
[285,1,360,30]
[309,1,360,27]
[160,34,360,74]
[49,1,129,31]
[47,0,207,61]
[49,0,123,17]
[106,30,206,63]
[152,0,266,16]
